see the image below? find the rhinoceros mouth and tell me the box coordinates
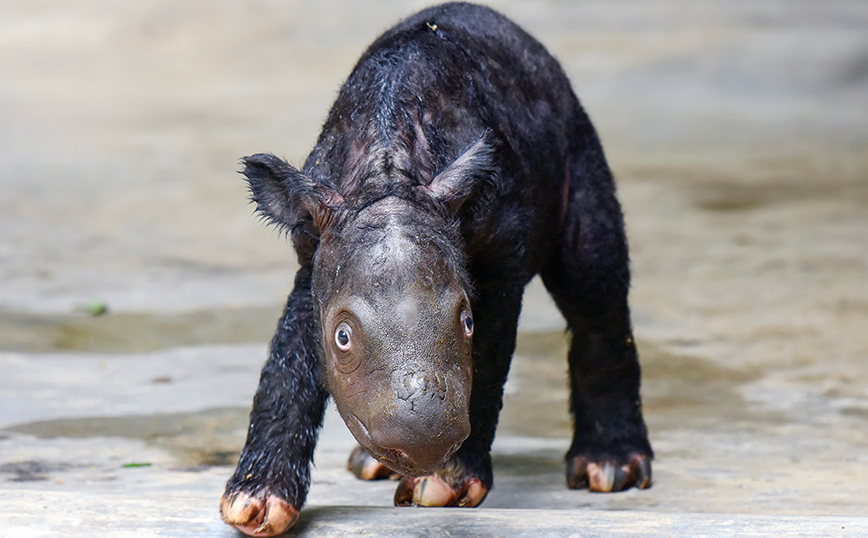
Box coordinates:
[347,413,460,477]
[376,448,452,478]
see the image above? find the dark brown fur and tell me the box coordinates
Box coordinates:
[225,1,652,515]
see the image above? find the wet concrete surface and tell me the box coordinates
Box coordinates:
[2,0,868,536]
[0,306,282,353]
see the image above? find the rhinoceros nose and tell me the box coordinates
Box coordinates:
[368,372,470,474]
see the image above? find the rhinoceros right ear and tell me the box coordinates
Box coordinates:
[242,153,342,233]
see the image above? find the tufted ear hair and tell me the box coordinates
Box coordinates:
[242,153,342,260]
[425,131,495,213]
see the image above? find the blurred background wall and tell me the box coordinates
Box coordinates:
[2,0,865,319]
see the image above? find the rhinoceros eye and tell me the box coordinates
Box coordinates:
[335,322,352,352]
[461,310,473,337]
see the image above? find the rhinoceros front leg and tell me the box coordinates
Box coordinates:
[220,266,328,536]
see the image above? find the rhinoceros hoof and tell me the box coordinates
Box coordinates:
[393,474,488,507]
[567,452,652,492]
[220,489,299,537]
[347,444,397,480]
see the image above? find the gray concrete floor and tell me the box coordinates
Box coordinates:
[2,1,868,536]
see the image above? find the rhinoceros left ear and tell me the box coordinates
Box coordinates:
[426,131,495,213]
[242,153,342,232]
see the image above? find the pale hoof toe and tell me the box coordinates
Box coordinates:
[347,445,394,481]
[567,453,652,492]
[220,490,299,536]
[394,475,488,507]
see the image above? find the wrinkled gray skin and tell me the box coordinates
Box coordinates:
[312,196,475,477]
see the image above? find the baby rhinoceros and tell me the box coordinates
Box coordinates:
[221,3,652,535]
